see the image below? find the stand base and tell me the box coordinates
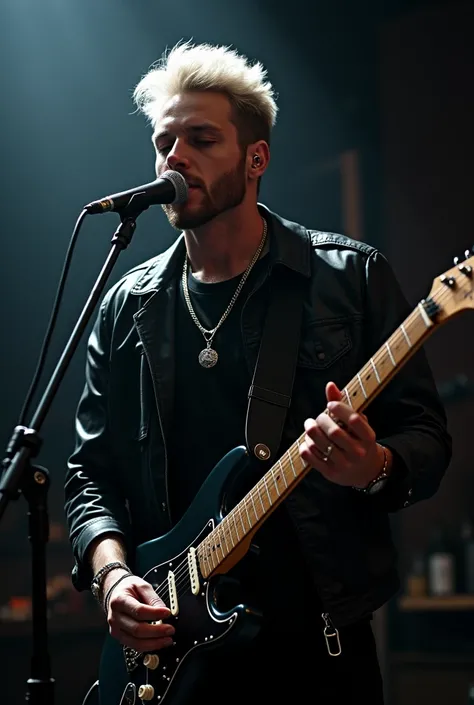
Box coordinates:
[26,677,55,705]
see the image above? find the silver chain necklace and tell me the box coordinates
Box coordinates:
[182,217,268,368]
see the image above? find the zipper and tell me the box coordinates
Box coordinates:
[322,612,342,656]
[138,331,173,528]
[137,346,148,441]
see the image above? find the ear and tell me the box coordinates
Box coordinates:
[246,141,270,180]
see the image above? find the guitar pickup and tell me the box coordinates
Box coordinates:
[187,547,200,596]
[167,570,179,616]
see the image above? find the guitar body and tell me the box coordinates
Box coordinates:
[98,446,262,705]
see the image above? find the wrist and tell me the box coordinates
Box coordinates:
[353,444,392,495]
[90,561,131,605]
[103,571,134,613]
[102,567,132,597]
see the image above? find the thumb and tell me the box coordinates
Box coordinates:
[326,381,343,404]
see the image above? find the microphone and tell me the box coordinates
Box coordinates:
[84,170,188,215]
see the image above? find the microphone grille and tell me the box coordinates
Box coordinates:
[161,170,189,204]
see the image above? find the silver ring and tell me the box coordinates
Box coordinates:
[323,443,333,459]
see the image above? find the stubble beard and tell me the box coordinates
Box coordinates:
[162,155,247,231]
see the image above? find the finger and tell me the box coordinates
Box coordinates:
[311,413,367,462]
[110,613,175,641]
[113,593,172,622]
[299,438,346,483]
[303,418,335,459]
[134,581,170,613]
[325,381,343,403]
[327,402,376,444]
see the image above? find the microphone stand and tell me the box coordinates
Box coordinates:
[0,210,140,705]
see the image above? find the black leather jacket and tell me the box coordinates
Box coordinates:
[64,205,452,627]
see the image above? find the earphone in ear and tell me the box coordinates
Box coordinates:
[252,154,261,167]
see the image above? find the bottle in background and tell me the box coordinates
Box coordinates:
[427,526,456,597]
[405,553,427,597]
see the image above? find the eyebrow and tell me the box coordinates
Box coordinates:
[153,123,222,144]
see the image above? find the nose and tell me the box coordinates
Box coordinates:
[166,139,191,172]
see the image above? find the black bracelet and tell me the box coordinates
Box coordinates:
[91,561,129,605]
[103,571,133,613]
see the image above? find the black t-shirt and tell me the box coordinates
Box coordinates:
[167,251,322,631]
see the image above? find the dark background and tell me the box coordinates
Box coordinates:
[0,0,473,703]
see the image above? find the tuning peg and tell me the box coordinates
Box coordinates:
[454,256,460,265]
[440,274,456,287]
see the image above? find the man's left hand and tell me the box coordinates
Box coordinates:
[299,381,388,488]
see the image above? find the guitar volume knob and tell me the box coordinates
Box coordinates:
[138,684,154,701]
[143,653,160,670]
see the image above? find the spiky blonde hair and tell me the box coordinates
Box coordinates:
[133,40,278,146]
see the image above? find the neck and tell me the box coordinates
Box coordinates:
[184,202,265,283]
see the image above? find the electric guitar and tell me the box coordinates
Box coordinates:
[98,251,474,705]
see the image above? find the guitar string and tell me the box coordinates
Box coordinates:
[145,277,469,604]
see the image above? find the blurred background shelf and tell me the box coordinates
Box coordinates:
[399,595,474,611]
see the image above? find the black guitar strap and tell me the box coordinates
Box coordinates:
[245,265,305,467]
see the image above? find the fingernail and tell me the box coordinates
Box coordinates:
[164,625,175,636]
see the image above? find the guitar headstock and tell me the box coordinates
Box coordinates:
[427,248,474,323]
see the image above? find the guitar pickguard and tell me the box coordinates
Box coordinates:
[123,519,240,703]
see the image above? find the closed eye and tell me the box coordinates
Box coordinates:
[156,139,215,155]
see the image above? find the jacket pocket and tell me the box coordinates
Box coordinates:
[298,318,354,370]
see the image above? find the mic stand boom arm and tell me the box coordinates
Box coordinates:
[0,212,139,705]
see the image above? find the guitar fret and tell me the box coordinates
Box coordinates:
[279,459,288,489]
[220,528,228,555]
[400,323,412,348]
[271,468,281,497]
[227,522,235,549]
[239,511,246,535]
[357,372,368,399]
[370,357,381,384]
[213,530,221,561]
[209,542,216,570]
[258,485,266,514]
[219,528,227,559]
[244,501,252,529]
[250,492,259,523]
[344,387,353,408]
[232,512,240,541]
[263,475,272,507]
[385,341,396,367]
[288,450,297,478]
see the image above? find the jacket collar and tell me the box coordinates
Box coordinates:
[130,203,312,296]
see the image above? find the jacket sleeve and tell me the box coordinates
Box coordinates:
[361,249,452,512]
[64,295,131,591]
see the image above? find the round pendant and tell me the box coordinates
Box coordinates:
[199,347,218,368]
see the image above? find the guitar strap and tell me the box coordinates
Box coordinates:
[245,264,305,467]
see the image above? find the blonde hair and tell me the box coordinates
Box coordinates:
[133,40,278,146]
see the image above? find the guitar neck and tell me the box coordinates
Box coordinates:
[197,299,438,579]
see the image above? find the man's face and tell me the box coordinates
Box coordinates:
[153,91,247,230]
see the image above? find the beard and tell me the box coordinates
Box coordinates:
[162,154,246,231]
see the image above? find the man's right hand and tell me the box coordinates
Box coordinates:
[104,571,175,652]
